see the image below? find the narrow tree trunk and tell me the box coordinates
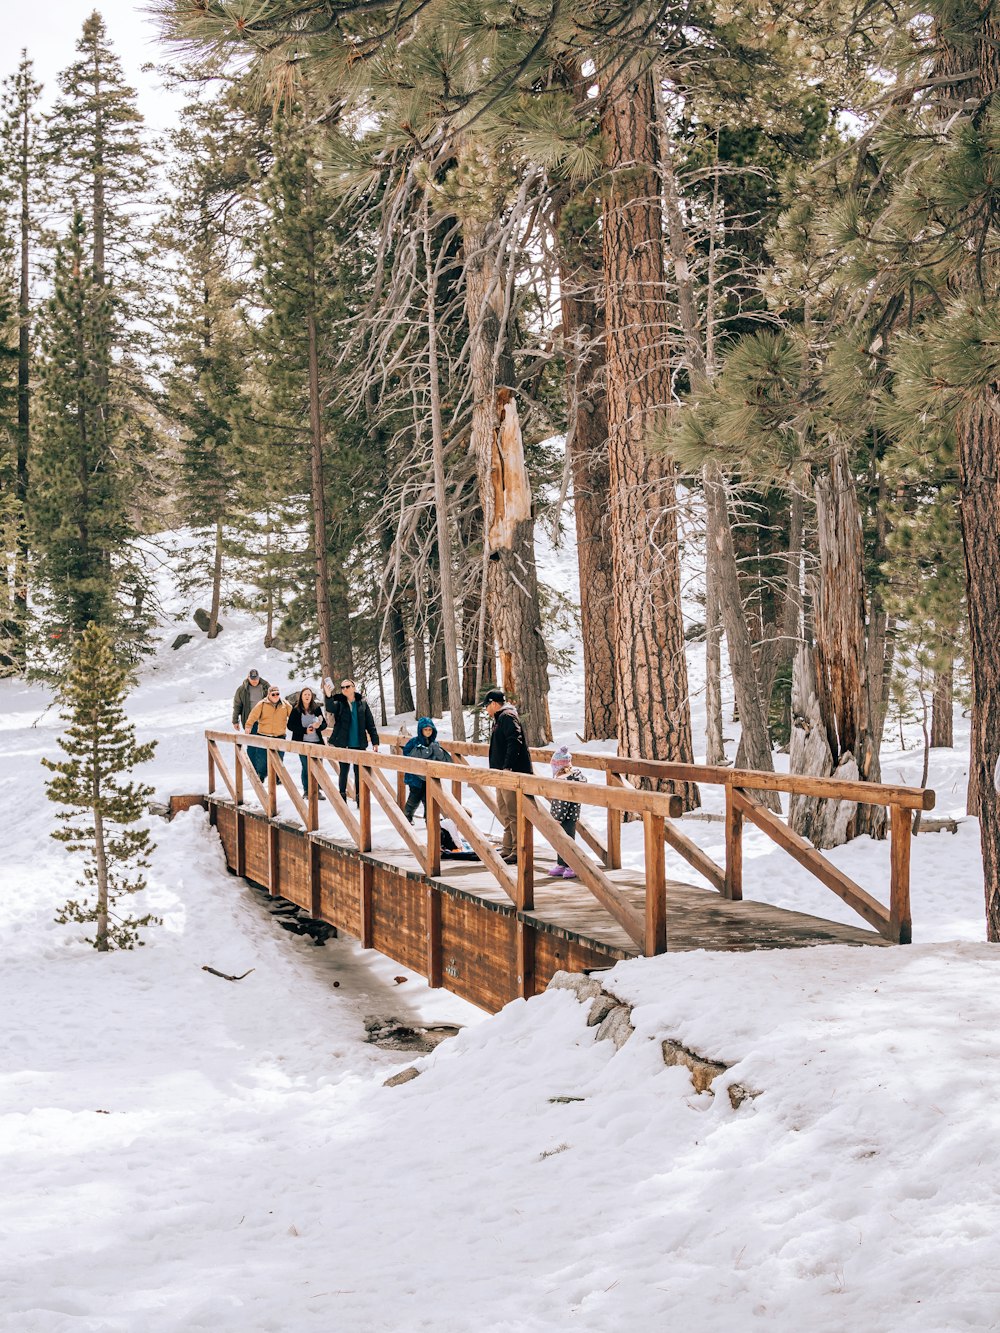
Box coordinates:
[11,80,31,666]
[602,60,695,801]
[958,398,1000,939]
[388,599,414,714]
[555,187,617,739]
[207,519,223,639]
[704,491,725,765]
[413,622,430,719]
[931,663,954,748]
[304,168,334,685]
[462,201,551,746]
[706,467,780,809]
[93,769,109,953]
[424,220,466,738]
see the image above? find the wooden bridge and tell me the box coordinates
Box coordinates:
[202,730,934,1012]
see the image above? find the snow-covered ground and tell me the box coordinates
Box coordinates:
[1,528,998,1332]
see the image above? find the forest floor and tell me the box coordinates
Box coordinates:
[1,528,997,1332]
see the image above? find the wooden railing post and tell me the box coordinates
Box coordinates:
[208,743,216,798]
[724,784,743,901]
[890,805,913,944]
[266,747,277,819]
[606,770,623,870]
[234,740,243,807]
[426,781,441,878]
[516,788,534,911]
[643,811,667,955]
[306,756,318,833]
[358,764,372,853]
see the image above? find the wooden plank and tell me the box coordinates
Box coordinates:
[724,785,743,901]
[268,823,280,897]
[234,744,244,806]
[235,744,270,813]
[358,767,372,853]
[426,886,442,987]
[266,752,278,818]
[208,743,216,798]
[269,751,310,828]
[236,808,246,879]
[311,760,361,844]
[309,838,321,918]
[733,789,891,937]
[890,805,913,944]
[365,766,429,866]
[522,799,645,948]
[360,860,373,947]
[643,812,667,956]
[430,779,517,901]
[662,818,727,895]
[426,783,441,878]
[516,918,536,999]
[516,790,534,911]
[208,741,238,805]
[306,756,319,834]
[576,819,609,865]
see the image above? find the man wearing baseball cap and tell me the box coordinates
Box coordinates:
[483,688,533,864]
[232,668,269,731]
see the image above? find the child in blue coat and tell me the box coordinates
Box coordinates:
[402,718,452,821]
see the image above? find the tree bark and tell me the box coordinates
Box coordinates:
[703,493,725,765]
[931,664,954,748]
[602,61,695,799]
[462,204,551,745]
[424,219,466,738]
[413,621,430,719]
[706,468,780,809]
[958,397,1000,939]
[387,598,414,714]
[796,450,886,842]
[555,190,617,739]
[208,519,222,639]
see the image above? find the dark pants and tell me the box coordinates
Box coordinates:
[339,758,362,804]
[248,725,282,782]
[404,785,425,822]
[556,815,577,867]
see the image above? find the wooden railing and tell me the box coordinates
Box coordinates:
[205,730,935,949]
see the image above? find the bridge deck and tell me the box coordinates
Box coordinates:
[373,847,888,956]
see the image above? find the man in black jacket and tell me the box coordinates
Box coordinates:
[484,688,532,863]
[324,679,380,804]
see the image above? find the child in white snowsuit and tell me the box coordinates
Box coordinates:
[549,746,587,878]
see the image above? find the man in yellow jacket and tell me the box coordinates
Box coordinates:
[245,685,292,781]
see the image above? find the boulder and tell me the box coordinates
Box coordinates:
[383,1067,421,1087]
[595,1005,634,1049]
[546,970,602,1003]
[171,632,194,651]
[661,1038,729,1094]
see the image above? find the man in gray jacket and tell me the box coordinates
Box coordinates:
[233,669,269,730]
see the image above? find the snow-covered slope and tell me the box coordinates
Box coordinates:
[1,527,997,1331]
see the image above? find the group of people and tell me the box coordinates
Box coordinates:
[232,670,379,805]
[230,674,588,877]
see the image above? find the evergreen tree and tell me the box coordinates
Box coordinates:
[0,53,43,672]
[42,620,158,952]
[30,211,147,661]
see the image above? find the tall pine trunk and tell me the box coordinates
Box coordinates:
[959,399,1000,938]
[555,192,617,739]
[462,206,551,745]
[304,167,335,685]
[931,664,954,748]
[207,519,222,639]
[602,62,695,796]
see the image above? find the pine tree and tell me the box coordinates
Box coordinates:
[42,621,158,952]
[30,210,144,660]
[0,53,43,672]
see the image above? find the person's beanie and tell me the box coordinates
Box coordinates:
[552,746,572,772]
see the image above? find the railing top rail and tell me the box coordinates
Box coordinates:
[442,739,935,812]
[204,730,683,818]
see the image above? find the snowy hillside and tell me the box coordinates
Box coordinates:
[1,528,998,1331]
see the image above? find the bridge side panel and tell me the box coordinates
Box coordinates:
[215,803,238,864]
[275,831,310,911]
[245,817,269,886]
[439,896,518,1010]
[317,843,362,937]
[533,931,628,991]
[372,865,427,975]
